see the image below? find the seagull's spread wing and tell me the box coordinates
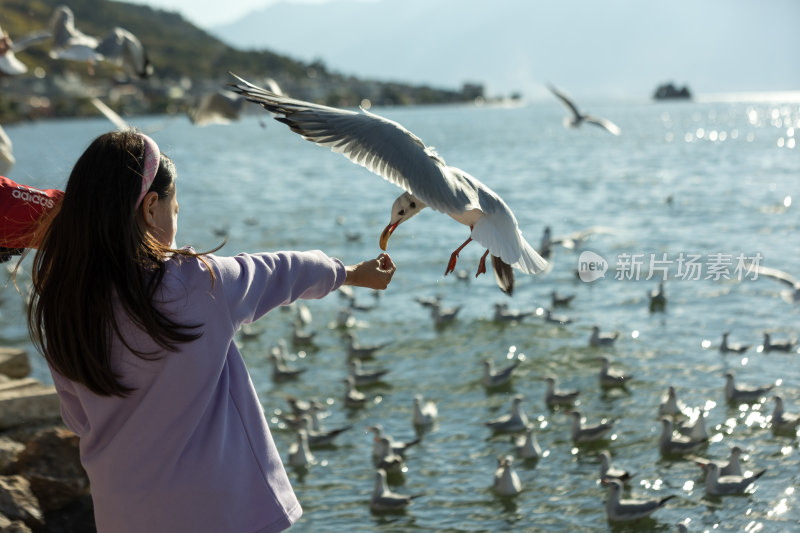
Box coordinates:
[10,30,52,53]
[189,91,244,125]
[95,27,151,78]
[584,114,621,135]
[228,74,471,215]
[89,97,128,131]
[751,265,799,289]
[547,84,581,118]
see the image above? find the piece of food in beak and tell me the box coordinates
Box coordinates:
[379,222,398,250]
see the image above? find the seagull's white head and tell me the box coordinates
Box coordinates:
[380,192,426,250]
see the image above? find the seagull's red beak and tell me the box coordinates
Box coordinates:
[379,222,399,251]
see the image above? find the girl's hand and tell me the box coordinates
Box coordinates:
[345,253,396,290]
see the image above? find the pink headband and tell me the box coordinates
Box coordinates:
[135,133,160,208]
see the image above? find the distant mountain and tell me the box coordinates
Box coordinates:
[0,0,480,122]
[212,0,511,95]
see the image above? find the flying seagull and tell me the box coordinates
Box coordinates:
[547,84,621,135]
[22,5,152,78]
[747,263,800,303]
[0,24,52,76]
[228,74,549,295]
[190,80,281,127]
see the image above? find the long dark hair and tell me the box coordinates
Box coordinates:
[28,130,216,397]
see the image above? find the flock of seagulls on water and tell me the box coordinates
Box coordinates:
[242,271,799,529]
[242,233,798,528]
[207,85,796,522]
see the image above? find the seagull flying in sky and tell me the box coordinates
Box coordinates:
[19,5,152,78]
[547,83,621,136]
[228,74,549,295]
[748,263,800,303]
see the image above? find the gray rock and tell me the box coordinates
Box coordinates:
[0,512,33,532]
[0,475,43,529]
[0,436,25,472]
[0,349,30,380]
[0,379,61,430]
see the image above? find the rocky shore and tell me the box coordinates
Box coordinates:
[0,348,94,532]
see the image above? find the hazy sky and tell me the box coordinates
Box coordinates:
[121,0,326,27]
[119,0,800,100]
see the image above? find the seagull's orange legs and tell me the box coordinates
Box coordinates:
[445,230,474,276]
[476,249,490,277]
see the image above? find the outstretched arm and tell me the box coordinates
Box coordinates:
[344,253,396,290]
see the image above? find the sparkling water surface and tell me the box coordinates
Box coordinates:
[2,95,799,532]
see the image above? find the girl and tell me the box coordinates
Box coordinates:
[27,130,396,532]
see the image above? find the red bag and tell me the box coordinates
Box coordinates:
[0,176,63,256]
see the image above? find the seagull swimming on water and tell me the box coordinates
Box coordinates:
[370,469,422,513]
[287,429,315,468]
[658,386,687,418]
[413,394,438,427]
[493,455,522,496]
[648,281,667,312]
[547,84,621,136]
[658,417,707,456]
[514,426,543,461]
[724,372,774,404]
[771,395,800,434]
[493,302,534,323]
[542,376,580,408]
[590,326,620,347]
[599,450,633,482]
[720,331,750,354]
[485,395,529,434]
[229,74,549,295]
[348,359,390,386]
[343,376,368,408]
[569,410,615,444]
[762,332,796,352]
[550,290,575,307]
[366,425,421,460]
[703,462,766,496]
[481,357,522,389]
[544,308,573,325]
[602,478,674,522]
[688,445,744,477]
[296,414,352,448]
[429,299,461,326]
[598,357,632,388]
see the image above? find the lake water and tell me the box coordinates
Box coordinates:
[2,93,799,532]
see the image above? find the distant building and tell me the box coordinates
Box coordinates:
[460,83,484,101]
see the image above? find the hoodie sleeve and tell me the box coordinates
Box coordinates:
[211,249,345,328]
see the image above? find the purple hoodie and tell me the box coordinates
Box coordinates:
[49,250,346,532]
